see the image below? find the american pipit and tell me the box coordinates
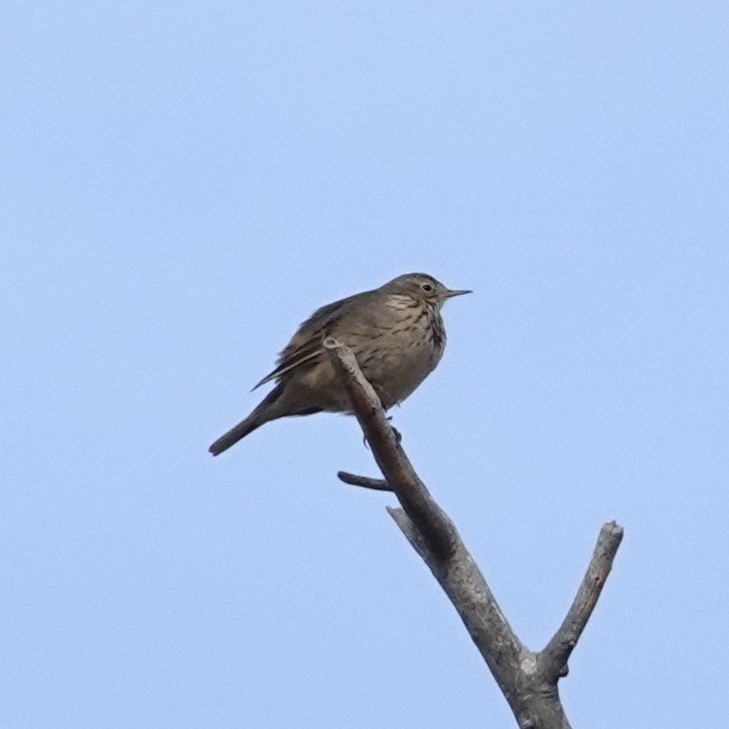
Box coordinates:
[209,272,470,455]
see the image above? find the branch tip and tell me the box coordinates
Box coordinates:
[538,520,624,682]
[337,471,392,491]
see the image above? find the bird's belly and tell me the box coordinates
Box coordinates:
[357,336,443,409]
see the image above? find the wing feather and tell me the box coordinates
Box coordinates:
[251,291,365,390]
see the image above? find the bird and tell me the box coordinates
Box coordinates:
[209,272,471,455]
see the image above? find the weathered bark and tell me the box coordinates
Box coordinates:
[324,337,623,729]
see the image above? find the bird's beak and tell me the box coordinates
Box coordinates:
[444,288,472,298]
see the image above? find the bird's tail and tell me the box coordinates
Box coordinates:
[208,385,283,456]
[208,417,262,456]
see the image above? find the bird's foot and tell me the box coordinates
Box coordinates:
[360,418,401,449]
[385,417,402,444]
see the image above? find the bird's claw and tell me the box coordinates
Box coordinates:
[361,420,402,449]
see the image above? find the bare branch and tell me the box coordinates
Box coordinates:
[337,471,392,491]
[387,507,530,702]
[326,338,624,728]
[538,521,624,682]
[324,336,456,559]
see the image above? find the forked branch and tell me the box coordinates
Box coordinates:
[325,338,624,729]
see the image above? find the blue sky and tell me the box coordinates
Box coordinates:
[2,2,728,727]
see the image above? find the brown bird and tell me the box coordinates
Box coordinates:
[209,272,471,455]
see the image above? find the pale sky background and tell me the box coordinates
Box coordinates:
[2,3,728,727]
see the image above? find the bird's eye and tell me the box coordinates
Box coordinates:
[421,282,434,293]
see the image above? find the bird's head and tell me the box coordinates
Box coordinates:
[385,272,472,307]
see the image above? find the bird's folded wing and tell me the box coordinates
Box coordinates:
[251,295,359,390]
[252,344,325,390]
